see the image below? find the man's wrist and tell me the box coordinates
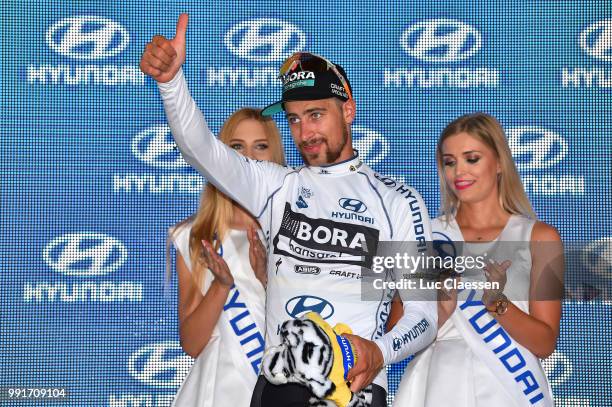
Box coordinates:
[157,68,184,91]
[373,339,388,367]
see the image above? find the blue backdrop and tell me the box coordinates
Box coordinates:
[1,1,610,406]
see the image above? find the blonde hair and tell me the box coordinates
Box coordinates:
[436,112,536,221]
[167,108,285,289]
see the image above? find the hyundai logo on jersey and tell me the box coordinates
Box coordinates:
[338,198,367,213]
[285,295,334,319]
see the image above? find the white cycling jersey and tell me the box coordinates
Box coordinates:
[158,69,437,389]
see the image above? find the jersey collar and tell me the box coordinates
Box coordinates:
[308,150,363,176]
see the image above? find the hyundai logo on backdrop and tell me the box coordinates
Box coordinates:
[46,16,129,60]
[224,18,305,62]
[579,20,612,62]
[562,19,612,88]
[128,342,192,388]
[400,19,481,63]
[352,126,390,167]
[385,18,499,88]
[508,127,585,196]
[508,127,567,171]
[131,125,189,170]
[43,232,127,276]
[107,342,192,406]
[27,15,144,85]
[23,233,142,303]
[207,18,306,86]
[113,124,204,194]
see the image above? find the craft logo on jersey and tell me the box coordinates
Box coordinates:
[274,203,379,266]
[285,295,334,319]
[385,18,499,88]
[507,127,585,196]
[24,233,142,303]
[207,18,306,87]
[27,15,143,85]
[352,126,389,167]
[562,20,612,88]
[113,124,203,194]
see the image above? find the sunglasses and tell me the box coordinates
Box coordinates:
[279,52,353,100]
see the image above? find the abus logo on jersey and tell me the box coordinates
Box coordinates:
[27,16,144,86]
[562,20,612,88]
[113,125,204,194]
[285,295,334,319]
[23,232,142,303]
[385,19,499,88]
[294,265,321,275]
[507,127,585,196]
[207,18,306,87]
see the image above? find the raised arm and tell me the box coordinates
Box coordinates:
[140,14,289,217]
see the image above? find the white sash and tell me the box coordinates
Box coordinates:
[453,288,554,406]
[172,228,265,406]
[215,233,266,379]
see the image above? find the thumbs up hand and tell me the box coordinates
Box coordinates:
[140,13,189,83]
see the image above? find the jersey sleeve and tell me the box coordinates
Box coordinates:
[157,69,290,218]
[373,185,438,365]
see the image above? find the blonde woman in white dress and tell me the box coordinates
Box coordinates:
[394,113,563,407]
[169,108,285,407]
